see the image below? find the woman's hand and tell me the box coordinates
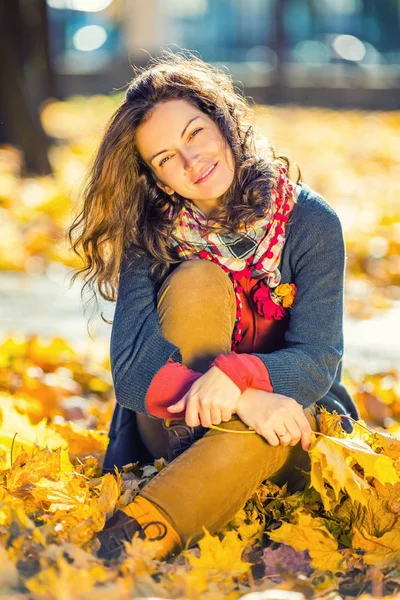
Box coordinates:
[167,366,241,427]
[236,388,313,451]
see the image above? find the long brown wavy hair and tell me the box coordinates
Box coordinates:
[67,48,301,318]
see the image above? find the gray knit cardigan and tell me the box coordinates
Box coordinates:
[109,182,360,428]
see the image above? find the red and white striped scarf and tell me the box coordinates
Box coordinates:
[169,165,296,289]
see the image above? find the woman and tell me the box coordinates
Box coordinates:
[68,50,359,562]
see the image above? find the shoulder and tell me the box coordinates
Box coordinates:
[288,182,344,243]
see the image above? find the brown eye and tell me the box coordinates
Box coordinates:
[159,155,171,167]
[158,129,202,167]
[190,128,202,138]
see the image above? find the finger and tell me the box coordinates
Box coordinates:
[260,426,280,446]
[277,417,302,447]
[272,426,292,447]
[185,398,201,428]
[274,430,292,447]
[221,408,232,422]
[210,406,222,425]
[167,397,187,412]
[199,404,212,428]
[293,412,313,451]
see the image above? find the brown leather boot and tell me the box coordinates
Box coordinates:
[161,419,206,462]
[96,509,167,561]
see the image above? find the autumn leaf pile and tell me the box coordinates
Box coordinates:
[0,333,399,599]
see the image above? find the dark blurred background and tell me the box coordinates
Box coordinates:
[1,0,400,174]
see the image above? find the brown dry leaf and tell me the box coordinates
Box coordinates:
[227,507,265,547]
[334,493,400,540]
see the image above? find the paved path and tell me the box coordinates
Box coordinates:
[1,268,399,372]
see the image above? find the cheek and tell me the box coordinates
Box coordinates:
[221,143,235,173]
[215,134,233,160]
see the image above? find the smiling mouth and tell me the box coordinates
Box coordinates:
[195,162,218,184]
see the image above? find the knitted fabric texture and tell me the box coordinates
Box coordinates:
[109,182,360,421]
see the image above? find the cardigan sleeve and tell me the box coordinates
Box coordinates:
[110,248,182,415]
[111,193,347,414]
[111,248,273,417]
[145,353,273,418]
[248,195,346,409]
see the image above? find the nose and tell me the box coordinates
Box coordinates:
[180,148,201,172]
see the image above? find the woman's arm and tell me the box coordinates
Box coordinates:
[110,248,182,415]
[213,194,347,410]
[147,193,349,423]
[114,195,348,419]
[110,247,271,419]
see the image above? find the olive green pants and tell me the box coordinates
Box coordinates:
[137,259,319,548]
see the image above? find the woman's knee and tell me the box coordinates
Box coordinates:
[156,260,237,369]
[157,259,235,311]
[157,259,236,331]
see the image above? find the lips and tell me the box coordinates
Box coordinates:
[194,162,218,184]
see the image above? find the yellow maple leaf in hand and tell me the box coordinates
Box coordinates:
[309,433,399,511]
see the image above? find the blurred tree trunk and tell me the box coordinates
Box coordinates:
[0,0,56,174]
[268,0,287,102]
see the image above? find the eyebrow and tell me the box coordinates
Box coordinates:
[149,116,202,164]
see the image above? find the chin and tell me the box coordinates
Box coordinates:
[215,178,234,199]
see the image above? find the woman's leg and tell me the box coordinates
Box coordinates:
[141,407,317,549]
[156,259,237,371]
[133,259,319,549]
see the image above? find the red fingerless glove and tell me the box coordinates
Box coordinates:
[146,353,273,419]
[210,352,273,393]
[145,360,202,419]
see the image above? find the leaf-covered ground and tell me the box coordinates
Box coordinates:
[1,99,400,598]
[1,335,400,599]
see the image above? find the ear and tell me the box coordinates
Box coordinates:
[156,181,174,196]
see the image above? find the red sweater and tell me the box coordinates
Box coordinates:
[145,353,273,419]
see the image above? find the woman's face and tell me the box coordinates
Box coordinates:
[135,98,235,216]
